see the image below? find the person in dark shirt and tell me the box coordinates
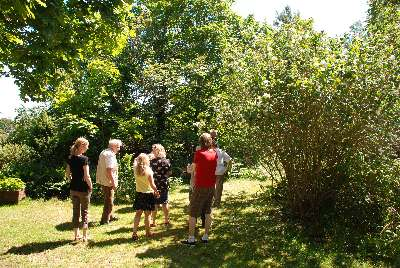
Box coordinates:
[66,137,92,242]
[150,144,171,226]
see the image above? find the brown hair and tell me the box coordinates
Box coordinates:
[69,137,89,156]
[199,133,212,149]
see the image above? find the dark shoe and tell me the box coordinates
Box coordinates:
[99,220,109,225]
[181,239,196,246]
[201,238,208,243]
[109,216,119,222]
[132,233,138,241]
[150,223,156,227]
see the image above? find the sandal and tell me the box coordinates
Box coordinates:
[132,233,138,241]
[150,223,156,227]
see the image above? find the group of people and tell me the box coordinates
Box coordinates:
[65,130,231,245]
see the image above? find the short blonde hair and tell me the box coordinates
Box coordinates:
[199,133,212,149]
[108,139,122,148]
[70,137,89,156]
[152,144,166,158]
[134,153,150,177]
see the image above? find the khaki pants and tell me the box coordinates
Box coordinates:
[101,185,114,223]
[71,190,90,229]
[214,175,225,206]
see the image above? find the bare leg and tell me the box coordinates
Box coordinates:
[144,211,152,236]
[132,210,143,234]
[188,216,196,237]
[82,228,88,242]
[151,205,158,226]
[73,228,81,240]
[204,213,212,236]
[162,203,169,224]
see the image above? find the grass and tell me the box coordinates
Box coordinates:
[0,178,388,267]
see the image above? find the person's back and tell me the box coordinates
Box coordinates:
[134,166,153,193]
[182,133,217,245]
[194,149,217,188]
[96,149,118,187]
[68,154,90,192]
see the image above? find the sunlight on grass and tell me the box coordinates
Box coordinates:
[0,178,384,267]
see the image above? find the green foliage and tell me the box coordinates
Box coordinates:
[1,0,135,100]
[0,118,14,144]
[1,0,400,260]
[0,177,25,191]
[114,153,136,204]
[216,3,400,242]
[2,108,100,198]
[0,143,34,172]
[116,0,237,168]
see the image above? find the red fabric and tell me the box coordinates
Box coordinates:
[194,149,217,188]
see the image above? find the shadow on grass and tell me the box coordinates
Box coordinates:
[5,240,71,255]
[135,190,335,267]
[55,221,97,231]
[115,206,134,214]
[88,237,133,248]
[90,225,188,248]
[106,227,131,235]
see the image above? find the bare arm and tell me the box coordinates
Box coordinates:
[83,164,92,191]
[147,174,160,198]
[192,163,196,179]
[65,164,71,180]
[106,168,116,190]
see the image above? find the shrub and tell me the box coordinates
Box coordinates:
[217,11,400,240]
[0,143,34,171]
[114,153,136,203]
[0,177,25,191]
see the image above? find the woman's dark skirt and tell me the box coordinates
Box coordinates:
[134,192,156,211]
[155,189,169,204]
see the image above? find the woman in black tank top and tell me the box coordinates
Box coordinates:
[66,137,92,242]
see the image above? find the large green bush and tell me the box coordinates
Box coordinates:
[216,7,400,239]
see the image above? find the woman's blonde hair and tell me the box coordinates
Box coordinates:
[152,144,166,158]
[70,137,89,156]
[134,153,150,176]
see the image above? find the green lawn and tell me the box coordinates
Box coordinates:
[0,179,383,267]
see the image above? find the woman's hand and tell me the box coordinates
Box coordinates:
[154,190,160,198]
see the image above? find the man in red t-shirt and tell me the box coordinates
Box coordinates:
[182,133,217,245]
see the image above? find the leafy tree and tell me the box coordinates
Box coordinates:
[217,6,400,239]
[116,0,237,167]
[1,0,135,100]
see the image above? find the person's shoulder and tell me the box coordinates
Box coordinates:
[80,155,89,161]
[146,166,154,175]
[103,149,115,157]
